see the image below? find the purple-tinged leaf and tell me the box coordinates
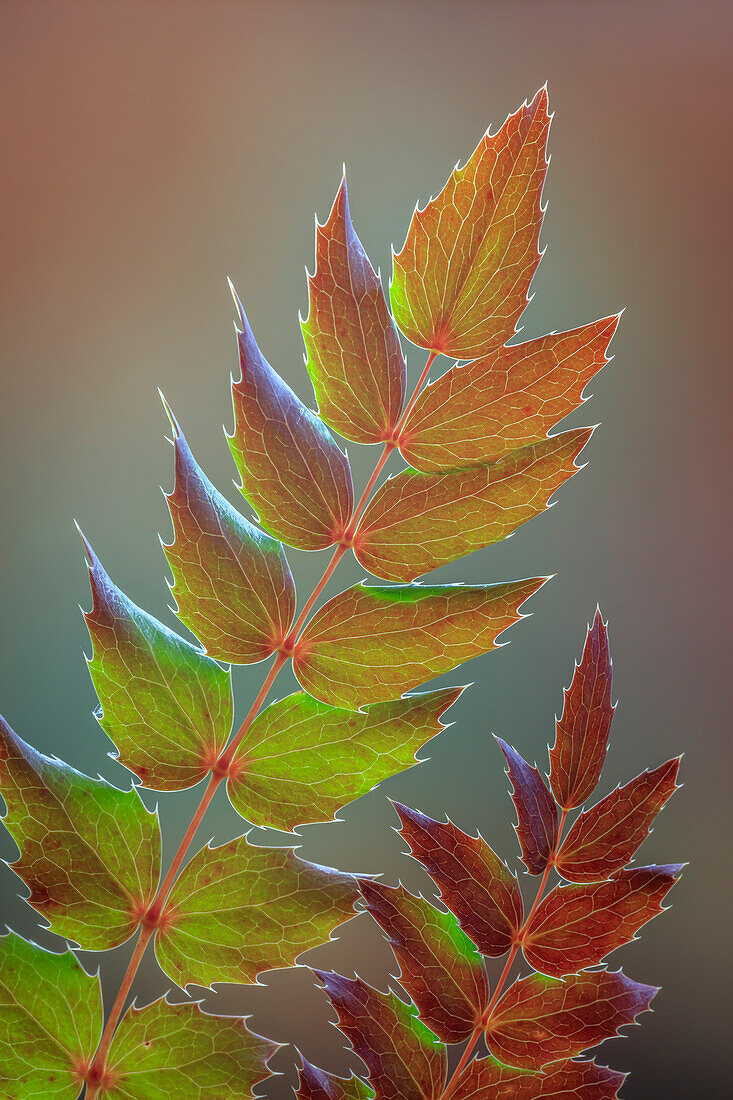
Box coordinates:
[555,758,682,882]
[393,803,523,956]
[450,1056,626,1099]
[314,971,447,1100]
[549,610,615,810]
[485,969,656,1070]
[495,737,558,875]
[161,403,296,663]
[399,316,618,472]
[296,1059,374,1100]
[227,286,353,550]
[354,429,592,582]
[358,878,489,1043]
[302,177,406,444]
[522,865,683,977]
[293,577,546,709]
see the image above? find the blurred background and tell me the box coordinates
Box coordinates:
[1,1,730,1096]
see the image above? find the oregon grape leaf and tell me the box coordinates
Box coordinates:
[302,176,406,444]
[450,1056,625,1099]
[293,577,546,709]
[495,738,558,875]
[297,1059,374,1100]
[393,803,523,956]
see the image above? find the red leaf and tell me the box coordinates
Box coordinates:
[450,1057,626,1099]
[354,429,592,582]
[302,177,406,444]
[495,738,558,875]
[390,88,551,360]
[485,969,656,1069]
[297,1059,374,1100]
[293,577,546,709]
[314,971,447,1100]
[357,878,489,1043]
[549,610,615,810]
[555,759,682,882]
[393,802,523,956]
[522,865,683,977]
[399,316,618,472]
[227,285,353,550]
[162,403,296,663]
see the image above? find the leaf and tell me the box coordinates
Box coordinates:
[0,933,102,1099]
[450,1056,626,1099]
[357,878,489,1043]
[495,737,558,875]
[81,533,233,791]
[314,971,447,1100]
[228,688,462,831]
[302,176,406,444]
[227,284,353,550]
[354,429,592,582]
[155,838,357,987]
[485,969,656,1070]
[0,715,160,950]
[549,609,615,810]
[102,996,276,1099]
[390,87,551,359]
[522,864,684,978]
[555,758,682,883]
[399,316,618,472]
[393,802,523,956]
[297,1059,374,1100]
[161,402,296,664]
[293,577,546,709]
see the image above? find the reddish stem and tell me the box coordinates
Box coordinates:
[440,809,569,1100]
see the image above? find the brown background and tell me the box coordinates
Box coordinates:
[1,2,730,1096]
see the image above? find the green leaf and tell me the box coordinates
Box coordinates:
[161,401,296,664]
[81,533,233,791]
[293,577,546,709]
[155,839,357,986]
[227,284,353,550]
[302,176,406,444]
[315,971,447,1100]
[0,715,160,950]
[102,996,276,1099]
[354,429,592,582]
[358,878,489,1043]
[390,88,551,360]
[297,1059,374,1100]
[399,316,618,472]
[0,933,102,1099]
[227,687,462,831]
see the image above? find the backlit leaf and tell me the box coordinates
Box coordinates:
[354,429,592,582]
[228,285,353,550]
[399,316,618,472]
[549,610,614,810]
[390,88,550,359]
[228,688,462,831]
[81,534,233,791]
[555,759,682,882]
[293,577,546,709]
[297,1059,374,1100]
[302,177,406,444]
[155,839,357,987]
[161,403,296,664]
[485,969,656,1070]
[358,878,489,1043]
[0,933,102,1099]
[522,865,683,978]
[495,737,558,875]
[450,1056,625,1099]
[0,715,160,950]
[393,802,523,956]
[315,971,447,1100]
[102,996,276,1099]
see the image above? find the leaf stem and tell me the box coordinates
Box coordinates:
[439,808,569,1099]
[85,349,439,1086]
